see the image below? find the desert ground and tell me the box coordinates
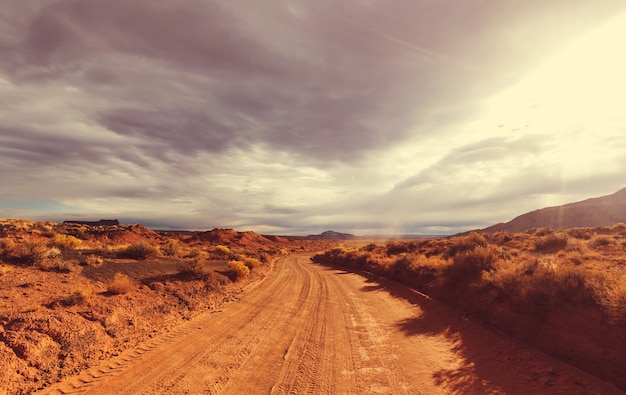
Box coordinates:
[1,220,625,394]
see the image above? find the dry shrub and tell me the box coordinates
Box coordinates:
[66,285,94,305]
[51,234,82,250]
[228,260,250,281]
[40,257,80,273]
[258,251,270,263]
[107,273,134,294]
[177,256,210,278]
[117,241,158,260]
[534,233,569,253]
[386,241,417,255]
[562,252,584,266]
[446,232,487,258]
[589,235,613,248]
[10,237,48,265]
[242,257,261,270]
[83,254,104,267]
[534,227,555,237]
[389,253,446,286]
[610,222,626,233]
[484,256,593,313]
[587,271,626,323]
[212,245,231,257]
[567,227,593,240]
[162,239,181,257]
[0,237,16,255]
[446,245,500,284]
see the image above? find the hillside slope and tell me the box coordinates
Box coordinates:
[482,187,626,232]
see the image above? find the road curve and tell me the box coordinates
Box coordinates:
[41,254,623,394]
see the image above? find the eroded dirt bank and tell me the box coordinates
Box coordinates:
[40,254,623,394]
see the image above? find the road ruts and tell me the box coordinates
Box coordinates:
[38,254,624,395]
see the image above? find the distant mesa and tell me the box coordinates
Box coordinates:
[307,230,356,239]
[479,187,626,233]
[63,219,120,227]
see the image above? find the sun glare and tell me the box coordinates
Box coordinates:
[469,12,626,180]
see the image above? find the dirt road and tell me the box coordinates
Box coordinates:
[41,254,622,394]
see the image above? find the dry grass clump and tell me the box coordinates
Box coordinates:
[51,234,82,250]
[82,254,104,267]
[567,227,593,240]
[8,237,49,265]
[610,222,626,233]
[162,239,181,257]
[117,241,159,260]
[66,285,95,306]
[534,233,569,253]
[445,232,487,258]
[589,234,614,248]
[242,257,261,270]
[587,271,626,323]
[228,260,250,281]
[40,257,81,273]
[212,245,231,257]
[446,245,501,284]
[177,254,211,279]
[483,256,592,312]
[107,273,134,294]
[386,241,418,255]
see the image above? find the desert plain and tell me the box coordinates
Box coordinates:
[0,219,625,394]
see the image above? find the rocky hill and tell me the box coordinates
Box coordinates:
[193,228,288,248]
[482,187,626,233]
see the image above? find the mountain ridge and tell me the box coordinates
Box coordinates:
[479,188,626,233]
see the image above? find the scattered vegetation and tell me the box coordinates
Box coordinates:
[313,224,626,324]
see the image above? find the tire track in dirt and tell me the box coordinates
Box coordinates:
[39,254,625,394]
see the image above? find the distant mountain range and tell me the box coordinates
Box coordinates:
[480,187,626,233]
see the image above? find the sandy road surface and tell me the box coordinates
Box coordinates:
[40,254,623,394]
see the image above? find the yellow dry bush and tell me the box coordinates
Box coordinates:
[12,237,48,265]
[589,234,614,248]
[446,232,487,257]
[446,245,501,283]
[162,239,181,257]
[228,260,250,281]
[118,241,158,260]
[213,245,231,257]
[242,257,261,270]
[586,271,626,323]
[107,273,134,294]
[52,234,82,250]
[533,233,569,253]
[67,285,95,305]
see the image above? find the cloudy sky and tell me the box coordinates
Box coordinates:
[1,1,626,235]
